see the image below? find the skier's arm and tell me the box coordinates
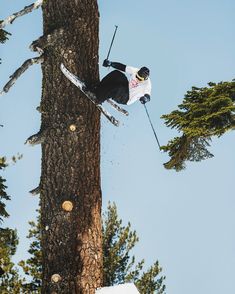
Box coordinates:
[103,59,126,72]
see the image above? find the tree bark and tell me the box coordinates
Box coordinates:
[40,1,102,293]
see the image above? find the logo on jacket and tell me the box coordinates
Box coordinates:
[129,78,140,89]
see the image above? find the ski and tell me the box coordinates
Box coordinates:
[60,63,119,127]
[107,99,129,116]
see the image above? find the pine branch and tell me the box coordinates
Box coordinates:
[0,56,44,95]
[0,0,43,29]
[161,80,235,171]
[0,29,11,44]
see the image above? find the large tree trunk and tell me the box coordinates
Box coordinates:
[40,1,102,293]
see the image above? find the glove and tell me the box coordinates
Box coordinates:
[103,59,112,67]
[140,94,150,104]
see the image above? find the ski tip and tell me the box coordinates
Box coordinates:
[124,111,129,116]
[113,120,120,127]
[109,117,119,127]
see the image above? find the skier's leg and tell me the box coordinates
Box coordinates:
[95,70,120,103]
[108,71,129,104]
[95,70,128,104]
[111,85,129,104]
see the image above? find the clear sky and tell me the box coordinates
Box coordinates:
[1,1,235,293]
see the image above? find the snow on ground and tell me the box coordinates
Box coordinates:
[96,283,140,294]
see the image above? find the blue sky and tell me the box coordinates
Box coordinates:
[1,1,235,293]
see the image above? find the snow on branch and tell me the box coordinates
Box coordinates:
[0,56,44,95]
[0,0,43,29]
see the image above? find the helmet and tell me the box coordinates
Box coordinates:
[136,67,150,81]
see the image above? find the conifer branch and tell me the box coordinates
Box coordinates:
[0,0,43,29]
[161,80,235,171]
[0,56,44,95]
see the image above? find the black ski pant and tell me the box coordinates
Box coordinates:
[95,70,129,104]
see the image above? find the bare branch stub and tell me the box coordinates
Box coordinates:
[25,129,47,146]
[30,27,65,53]
[29,186,41,195]
[25,117,84,146]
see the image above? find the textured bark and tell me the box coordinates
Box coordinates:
[40,1,102,293]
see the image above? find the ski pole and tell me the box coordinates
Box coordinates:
[106,25,118,60]
[143,104,162,151]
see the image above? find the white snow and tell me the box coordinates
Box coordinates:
[96,283,140,294]
[34,0,43,8]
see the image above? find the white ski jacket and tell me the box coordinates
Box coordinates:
[125,66,151,105]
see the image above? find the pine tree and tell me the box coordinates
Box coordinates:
[18,210,42,293]
[103,202,166,294]
[161,80,235,171]
[0,228,23,294]
[0,158,25,293]
[19,204,166,294]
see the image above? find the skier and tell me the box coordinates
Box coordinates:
[60,59,151,126]
[95,59,151,105]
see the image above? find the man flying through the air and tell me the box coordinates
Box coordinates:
[95,59,151,106]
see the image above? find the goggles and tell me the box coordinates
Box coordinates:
[136,72,145,81]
